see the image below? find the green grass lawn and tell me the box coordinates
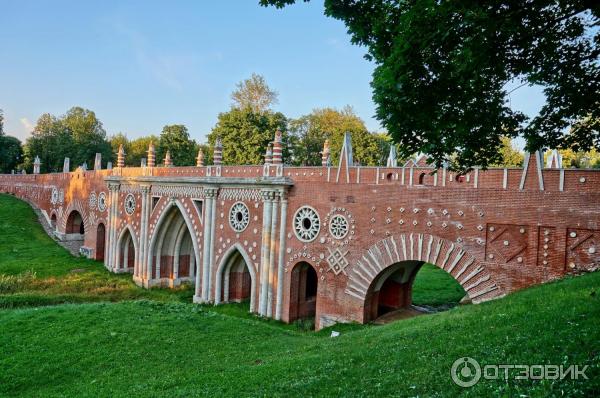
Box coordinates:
[1,193,599,397]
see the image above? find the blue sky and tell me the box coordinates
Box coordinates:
[1,0,544,146]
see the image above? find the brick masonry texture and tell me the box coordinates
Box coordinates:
[1,148,599,330]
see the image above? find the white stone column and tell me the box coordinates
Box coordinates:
[275,190,288,320]
[207,192,218,301]
[106,183,120,271]
[259,189,274,316]
[196,188,217,303]
[267,193,279,317]
[137,185,151,281]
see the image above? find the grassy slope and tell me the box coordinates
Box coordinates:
[1,194,599,397]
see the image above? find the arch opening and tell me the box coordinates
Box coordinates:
[288,261,318,323]
[364,260,466,323]
[50,213,57,230]
[96,223,106,261]
[150,205,197,285]
[66,210,84,235]
[117,228,136,272]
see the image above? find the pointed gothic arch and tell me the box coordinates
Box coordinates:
[214,243,257,313]
[116,225,138,273]
[147,199,201,286]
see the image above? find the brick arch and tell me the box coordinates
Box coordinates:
[345,233,504,307]
[286,259,320,323]
[115,224,139,272]
[214,243,257,312]
[60,199,89,234]
[147,199,201,283]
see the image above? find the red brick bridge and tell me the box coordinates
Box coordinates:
[1,133,599,329]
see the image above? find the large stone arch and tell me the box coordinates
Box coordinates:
[214,243,257,313]
[345,233,504,320]
[147,199,201,285]
[115,225,139,273]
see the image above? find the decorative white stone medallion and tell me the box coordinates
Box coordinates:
[124,194,136,215]
[97,192,107,212]
[329,214,349,239]
[293,206,320,242]
[229,202,250,232]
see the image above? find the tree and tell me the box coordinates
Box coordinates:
[157,125,197,166]
[544,148,600,168]
[492,137,524,167]
[208,107,288,165]
[261,1,600,170]
[23,107,111,172]
[231,73,278,113]
[130,135,159,166]
[288,106,388,166]
[0,136,23,173]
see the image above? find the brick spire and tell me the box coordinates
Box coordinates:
[196,148,204,167]
[117,144,125,168]
[321,139,331,167]
[147,141,156,167]
[164,150,173,167]
[272,129,283,164]
[213,137,223,165]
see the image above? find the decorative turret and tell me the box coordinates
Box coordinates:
[147,141,156,167]
[265,143,273,165]
[63,157,70,173]
[322,139,331,167]
[82,161,88,171]
[213,137,223,165]
[196,148,204,167]
[164,150,173,167]
[33,156,41,174]
[117,145,125,168]
[272,129,283,165]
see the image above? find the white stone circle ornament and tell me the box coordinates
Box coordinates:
[97,192,107,212]
[329,214,349,239]
[293,206,320,242]
[229,202,250,232]
[124,194,136,215]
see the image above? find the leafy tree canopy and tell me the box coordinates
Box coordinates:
[491,136,524,167]
[231,73,278,113]
[288,106,389,166]
[544,147,600,168]
[23,107,111,172]
[0,135,23,173]
[158,125,197,166]
[261,0,600,170]
[208,107,288,165]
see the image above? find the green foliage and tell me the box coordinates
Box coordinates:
[130,135,160,166]
[231,73,278,113]
[544,147,600,168]
[491,136,524,167]
[261,1,600,170]
[23,107,111,172]
[288,106,389,166]
[208,107,288,165]
[0,135,23,173]
[157,125,197,166]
